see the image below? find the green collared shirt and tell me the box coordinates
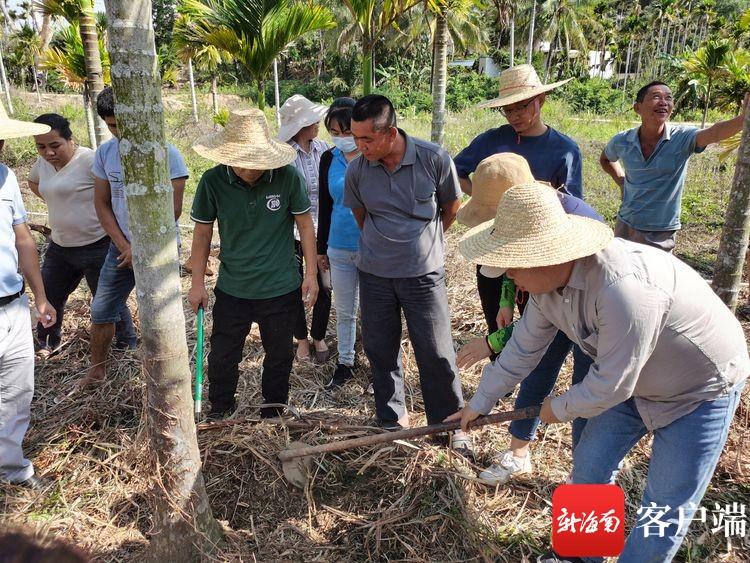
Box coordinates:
[190,164,311,299]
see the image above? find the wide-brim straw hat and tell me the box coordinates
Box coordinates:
[459,182,613,270]
[193,108,296,169]
[0,101,50,139]
[478,64,572,109]
[277,94,328,142]
[457,153,535,228]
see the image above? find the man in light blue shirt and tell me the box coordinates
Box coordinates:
[600,81,748,251]
[84,87,189,386]
[0,109,58,489]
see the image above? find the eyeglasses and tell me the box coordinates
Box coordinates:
[499,96,539,117]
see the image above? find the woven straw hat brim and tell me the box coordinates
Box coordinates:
[0,119,51,140]
[277,103,328,142]
[193,134,296,169]
[457,201,496,228]
[459,214,613,268]
[477,78,573,109]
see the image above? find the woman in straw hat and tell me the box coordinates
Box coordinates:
[448,184,748,563]
[279,94,332,364]
[188,108,319,420]
[456,157,602,487]
[0,102,57,489]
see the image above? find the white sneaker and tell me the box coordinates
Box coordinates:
[478,450,533,485]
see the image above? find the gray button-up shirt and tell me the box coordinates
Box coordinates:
[343,129,461,278]
[470,238,749,430]
[289,138,329,233]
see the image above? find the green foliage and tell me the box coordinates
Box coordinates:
[490,48,546,74]
[153,0,178,52]
[213,107,229,126]
[551,77,620,114]
[42,23,110,89]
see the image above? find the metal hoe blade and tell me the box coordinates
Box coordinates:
[281,441,313,489]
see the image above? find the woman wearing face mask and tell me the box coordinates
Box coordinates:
[316,97,361,389]
[27,113,136,358]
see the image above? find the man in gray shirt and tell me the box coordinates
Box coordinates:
[344,95,470,452]
[449,183,748,562]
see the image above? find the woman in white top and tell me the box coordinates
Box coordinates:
[28,113,135,357]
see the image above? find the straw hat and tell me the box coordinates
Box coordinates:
[478,64,572,109]
[0,102,50,139]
[457,153,535,228]
[459,182,613,270]
[277,94,328,142]
[193,108,296,169]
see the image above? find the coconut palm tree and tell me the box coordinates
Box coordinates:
[426,0,481,145]
[341,0,424,95]
[181,0,335,109]
[35,0,109,146]
[174,2,232,118]
[681,38,733,127]
[538,0,589,81]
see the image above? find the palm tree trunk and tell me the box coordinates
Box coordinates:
[83,87,97,149]
[702,76,712,129]
[0,0,11,30]
[188,58,198,124]
[712,100,750,311]
[362,47,373,95]
[430,12,448,145]
[544,34,556,82]
[273,57,281,128]
[636,38,644,80]
[102,1,224,558]
[509,16,515,68]
[211,75,218,115]
[0,40,12,115]
[257,78,265,110]
[527,0,536,64]
[622,37,633,105]
[80,3,110,145]
[32,63,41,102]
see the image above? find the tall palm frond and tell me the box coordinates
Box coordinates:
[41,23,109,88]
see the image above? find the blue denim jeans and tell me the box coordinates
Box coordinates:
[359,268,464,425]
[510,330,593,448]
[327,247,359,366]
[572,382,745,563]
[89,244,137,347]
[38,237,135,348]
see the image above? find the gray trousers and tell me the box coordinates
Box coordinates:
[614,219,677,253]
[0,295,34,483]
[359,268,464,425]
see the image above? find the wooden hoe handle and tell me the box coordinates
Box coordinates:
[278,405,542,461]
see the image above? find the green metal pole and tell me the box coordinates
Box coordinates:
[194,306,204,417]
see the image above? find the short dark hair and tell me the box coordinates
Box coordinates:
[635,81,670,103]
[352,94,396,131]
[96,87,115,120]
[325,97,356,132]
[34,113,73,140]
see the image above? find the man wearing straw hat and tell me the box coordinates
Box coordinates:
[345,94,472,454]
[455,153,601,487]
[0,103,57,488]
[188,108,318,420]
[447,184,748,562]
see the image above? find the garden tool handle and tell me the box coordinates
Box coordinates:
[194,306,205,416]
[278,405,541,462]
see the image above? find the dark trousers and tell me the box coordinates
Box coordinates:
[207,287,299,417]
[476,266,592,448]
[359,268,464,425]
[293,240,331,341]
[37,237,135,348]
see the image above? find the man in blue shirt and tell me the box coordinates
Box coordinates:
[454,64,582,198]
[600,81,748,251]
[83,87,189,386]
[0,105,57,489]
[453,66,592,485]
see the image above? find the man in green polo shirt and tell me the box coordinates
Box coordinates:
[188,109,319,420]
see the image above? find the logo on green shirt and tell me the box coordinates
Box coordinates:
[266,193,281,211]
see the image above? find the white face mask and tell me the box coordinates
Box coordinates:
[331,135,358,154]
